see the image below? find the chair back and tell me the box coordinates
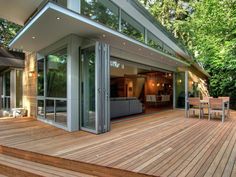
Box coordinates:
[150,95,157,102]
[161,95,170,102]
[209,98,223,110]
[146,95,152,102]
[218,97,230,102]
[146,95,156,102]
[188,97,200,107]
[203,96,213,101]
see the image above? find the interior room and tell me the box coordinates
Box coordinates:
[110,57,173,119]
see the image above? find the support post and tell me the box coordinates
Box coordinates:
[185,70,188,117]
[173,72,176,109]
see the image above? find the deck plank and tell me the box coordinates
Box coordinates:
[0,110,236,177]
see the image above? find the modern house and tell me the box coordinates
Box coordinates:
[0,48,25,116]
[0,0,209,134]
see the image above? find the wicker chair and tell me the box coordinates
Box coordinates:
[187,97,203,119]
[208,98,226,122]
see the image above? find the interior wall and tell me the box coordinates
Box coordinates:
[23,52,37,117]
[145,72,173,95]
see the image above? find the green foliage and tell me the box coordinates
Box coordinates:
[140,0,236,104]
[0,18,21,47]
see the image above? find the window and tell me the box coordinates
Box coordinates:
[147,31,163,51]
[51,0,67,7]
[37,59,44,96]
[37,48,67,126]
[37,100,44,117]
[81,0,119,30]
[16,70,23,107]
[5,71,10,96]
[46,48,67,98]
[163,44,176,57]
[121,10,145,42]
[1,71,11,110]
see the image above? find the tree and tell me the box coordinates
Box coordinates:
[140,0,236,107]
[0,18,21,47]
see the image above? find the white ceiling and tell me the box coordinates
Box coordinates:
[0,0,44,25]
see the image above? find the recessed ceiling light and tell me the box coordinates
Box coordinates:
[123,42,126,45]
[56,17,61,20]
[32,36,36,39]
[102,34,106,38]
[138,48,142,51]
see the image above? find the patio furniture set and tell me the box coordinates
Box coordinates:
[187,96,230,122]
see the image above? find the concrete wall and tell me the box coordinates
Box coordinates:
[23,52,37,117]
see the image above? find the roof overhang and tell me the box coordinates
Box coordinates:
[0,0,44,25]
[9,2,189,72]
[0,57,24,72]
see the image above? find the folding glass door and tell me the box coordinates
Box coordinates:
[80,42,110,134]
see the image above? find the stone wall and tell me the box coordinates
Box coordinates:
[23,52,37,118]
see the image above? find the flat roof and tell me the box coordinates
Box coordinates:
[9,2,189,72]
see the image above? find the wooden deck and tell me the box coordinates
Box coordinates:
[0,109,236,177]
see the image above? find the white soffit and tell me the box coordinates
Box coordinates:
[0,0,44,25]
[9,3,189,69]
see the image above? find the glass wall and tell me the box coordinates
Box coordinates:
[175,72,185,108]
[37,48,67,126]
[1,71,11,110]
[79,0,181,59]
[46,48,67,98]
[147,31,163,51]
[37,100,44,117]
[121,10,145,42]
[81,46,96,130]
[37,59,44,96]
[16,70,23,107]
[81,0,119,30]
[188,72,199,97]
[52,0,67,7]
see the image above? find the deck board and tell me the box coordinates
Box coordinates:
[0,109,236,177]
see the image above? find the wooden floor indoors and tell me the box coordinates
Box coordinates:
[0,109,236,177]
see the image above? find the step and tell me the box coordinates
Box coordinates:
[0,145,155,177]
[0,154,94,177]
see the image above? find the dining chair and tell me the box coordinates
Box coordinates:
[218,97,230,118]
[187,97,203,119]
[146,95,157,106]
[208,98,226,122]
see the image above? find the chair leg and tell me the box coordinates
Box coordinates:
[199,109,201,119]
[208,111,211,121]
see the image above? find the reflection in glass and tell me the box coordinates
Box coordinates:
[46,100,55,121]
[81,0,119,30]
[37,59,44,96]
[163,44,176,57]
[16,70,23,107]
[55,100,67,125]
[147,31,163,51]
[81,46,96,130]
[37,48,68,127]
[121,10,145,42]
[5,72,10,96]
[176,72,185,108]
[37,100,44,117]
[46,48,67,98]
